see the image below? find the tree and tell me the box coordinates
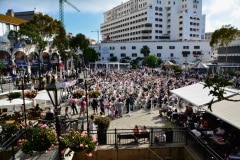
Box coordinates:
[109,56,118,62]
[210,25,240,63]
[0,60,6,93]
[144,55,158,68]
[83,47,98,65]
[140,45,150,58]
[204,74,240,111]
[69,33,89,52]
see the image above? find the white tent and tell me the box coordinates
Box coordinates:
[34,90,50,101]
[170,82,238,107]
[191,62,209,69]
[202,94,240,129]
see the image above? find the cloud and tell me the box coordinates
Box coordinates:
[203,0,240,32]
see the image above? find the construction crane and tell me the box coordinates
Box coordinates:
[91,30,100,44]
[59,0,80,26]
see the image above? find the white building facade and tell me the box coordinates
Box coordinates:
[100,0,205,42]
[100,41,211,64]
[98,0,211,64]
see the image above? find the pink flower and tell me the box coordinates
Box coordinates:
[86,153,93,157]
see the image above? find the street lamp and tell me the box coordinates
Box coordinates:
[83,67,90,136]
[46,76,63,160]
[18,67,27,128]
[38,49,42,90]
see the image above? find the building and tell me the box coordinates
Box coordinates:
[100,41,211,64]
[100,0,205,42]
[97,0,211,64]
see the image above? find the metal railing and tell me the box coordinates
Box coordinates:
[0,122,225,160]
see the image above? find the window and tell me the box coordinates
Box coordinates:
[194,46,200,49]
[110,53,114,57]
[157,53,161,57]
[132,46,136,49]
[170,53,174,57]
[120,53,126,57]
[169,46,175,49]
[110,46,115,50]
[183,46,189,49]
[157,46,163,49]
[120,46,126,50]
[132,53,137,57]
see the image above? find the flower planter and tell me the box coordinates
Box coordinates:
[70,146,85,152]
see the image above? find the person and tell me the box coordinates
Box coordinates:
[142,125,150,133]
[115,98,124,118]
[133,125,141,142]
[45,107,54,120]
[99,97,105,115]
[159,102,169,117]
[88,115,96,134]
[79,99,86,117]
[71,97,78,115]
[214,124,225,136]
[133,125,141,134]
[92,98,99,115]
[65,106,70,119]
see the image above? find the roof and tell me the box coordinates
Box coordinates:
[170,82,238,107]
[202,94,240,129]
[0,14,27,25]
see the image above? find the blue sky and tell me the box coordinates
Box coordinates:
[0,0,240,42]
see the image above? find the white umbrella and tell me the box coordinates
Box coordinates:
[0,98,33,111]
[34,90,51,101]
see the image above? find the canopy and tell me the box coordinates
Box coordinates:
[164,60,175,66]
[191,62,209,69]
[0,98,33,111]
[202,94,240,129]
[170,82,238,107]
[34,90,50,101]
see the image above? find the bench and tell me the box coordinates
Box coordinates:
[117,132,150,143]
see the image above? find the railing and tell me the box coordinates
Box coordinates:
[0,122,225,160]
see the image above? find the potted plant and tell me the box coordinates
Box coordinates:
[60,130,97,157]
[18,123,58,155]
[7,92,21,100]
[24,90,38,99]
[94,116,111,145]
[164,123,174,143]
[2,123,20,139]
[89,90,101,98]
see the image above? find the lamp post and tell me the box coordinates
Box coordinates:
[83,68,90,136]
[46,76,63,160]
[38,49,42,90]
[18,67,27,128]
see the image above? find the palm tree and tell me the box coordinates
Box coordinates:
[140,45,150,58]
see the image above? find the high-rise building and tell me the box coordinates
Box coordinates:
[100,0,205,42]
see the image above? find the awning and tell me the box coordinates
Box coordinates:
[202,94,240,129]
[170,82,238,107]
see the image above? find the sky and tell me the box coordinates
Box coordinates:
[0,0,240,42]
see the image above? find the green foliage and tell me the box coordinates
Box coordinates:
[203,74,240,110]
[144,55,158,68]
[210,25,239,48]
[60,130,97,155]
[140,45,150,58]
[94,116,111,131]
[109,56,118,62]
[83,47,98,64]
[72,90,84,98]
[89,90,101,98]
[18,124,58,155]
[2,123,20,137]
[7,92,21,99]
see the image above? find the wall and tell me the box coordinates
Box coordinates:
[71,146,196,160]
